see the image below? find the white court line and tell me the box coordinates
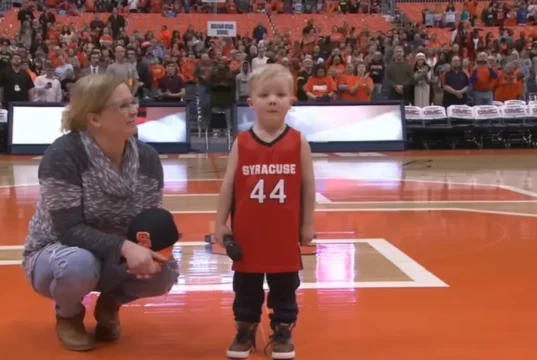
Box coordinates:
[0,175,531,188]
[164,192,341,204]
[368,239,448,287]
[179,154,205,159]
[2,208,536,265]
[164,193,537,205]
[315,192,332,204]
[332,152,387,157]
[0,245,26,250]
[161,281,443,293]
[162,238,447,291]
[0,241,206,265]
[5,175,536,192]
[0,239,385,252]
[166,193,216,197]
[49,238,445,292]
[313,238,381,244]
[0,241,206,251]
[0,260,22,265]
[0,183,40,189]
[333,153,359,157]
[388,178,537,199]
[318,200,537,204]
[357,152,386,157]
[498,184,537,198]
[1,237,448,290]
[454,207,537,218]
[166,207,537,216]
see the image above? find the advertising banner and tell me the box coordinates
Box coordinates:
[235,102,406,152]
[9,103,189,154]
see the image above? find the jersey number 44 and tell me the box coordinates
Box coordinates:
[250,179,287,204]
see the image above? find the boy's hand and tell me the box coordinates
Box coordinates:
[214,224,232,247]
[300,224,315,246]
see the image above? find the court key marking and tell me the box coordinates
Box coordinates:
[0,239,448,291]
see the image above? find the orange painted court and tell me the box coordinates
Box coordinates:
[1,150,537,359]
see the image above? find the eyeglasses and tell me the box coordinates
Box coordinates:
[105,100,139,113]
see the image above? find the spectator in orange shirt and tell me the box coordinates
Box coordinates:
[49,46,63,68]
[466,0,478,24]
[160,25,171,47]
[181,53,197,83]
[469,52,497,105]
[303,64,338,102]
[338,63,358,100]
[302,29,317,55]
[340,63,373,101]
[98,27,113,47]
[494,63,523,102]
[149,58,165,89]
[228,50,243,73]
[327,54,345,84]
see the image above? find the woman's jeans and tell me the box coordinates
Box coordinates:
[31,245,179,318]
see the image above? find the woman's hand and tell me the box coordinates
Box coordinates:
[121,241,166,279]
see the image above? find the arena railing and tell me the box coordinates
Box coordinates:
[405,100,537,126]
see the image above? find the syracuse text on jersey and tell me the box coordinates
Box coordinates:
[241,163,297,176]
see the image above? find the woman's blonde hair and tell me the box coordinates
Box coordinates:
[61,74,127,132]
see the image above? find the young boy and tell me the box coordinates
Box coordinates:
[214,64,316,360]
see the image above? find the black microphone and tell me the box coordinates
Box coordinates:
[223,235,242,262]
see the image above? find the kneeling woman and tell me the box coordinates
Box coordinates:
[22,75,179,351]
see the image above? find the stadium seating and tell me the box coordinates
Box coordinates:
[0,8,393,38]
[270,13,392,38]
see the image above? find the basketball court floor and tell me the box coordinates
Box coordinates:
[1,150,536,359]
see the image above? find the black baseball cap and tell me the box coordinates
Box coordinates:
[127,207,181,261]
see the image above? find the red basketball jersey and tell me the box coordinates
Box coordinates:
[231,126,303,273]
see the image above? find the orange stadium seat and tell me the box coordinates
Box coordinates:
[0,9,21,38]
[124,13,271,35]
[0,9,271,37]
[1,9,392,39]
[271,13,392,39]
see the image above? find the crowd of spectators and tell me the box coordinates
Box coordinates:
[0,0,536,131]
[422,0,537,28]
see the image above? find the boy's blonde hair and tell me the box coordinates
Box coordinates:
[248,64,294,95]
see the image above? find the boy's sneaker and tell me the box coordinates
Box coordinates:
[270,323,296,359]
[226,321,258,359]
